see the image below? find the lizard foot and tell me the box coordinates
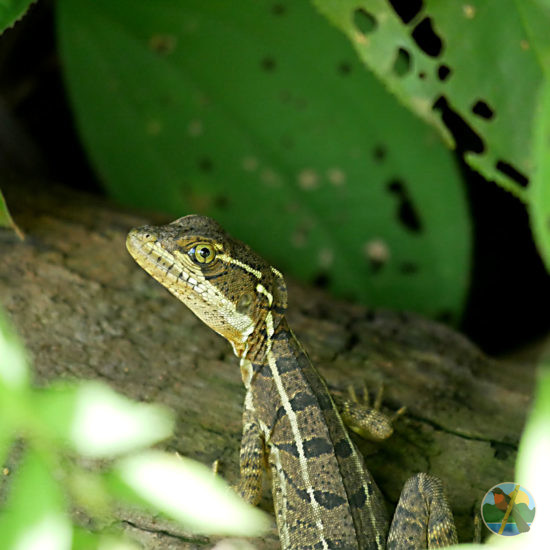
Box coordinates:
[336,381,405,442]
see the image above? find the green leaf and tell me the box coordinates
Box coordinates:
[0,448,72,550]
[313,0,550,198]
[530,76,550,270]
[0,189,17,232]
[35,381,174,458]
[0,306,29,390]
[110,450,270,537]
[57,0,471,321]
[0,0,35,34]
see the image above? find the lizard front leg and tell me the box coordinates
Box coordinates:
[334,382,404,442]
[336,387,457,548]
[388,473,458,549]
[236,396,266,506]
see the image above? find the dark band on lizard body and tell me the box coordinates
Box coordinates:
[127,215,457,549]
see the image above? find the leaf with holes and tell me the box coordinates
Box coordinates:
[313,0,550,201]
[57,0,471,321]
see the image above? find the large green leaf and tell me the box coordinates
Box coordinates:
[314,0,550,200]
[57,0,471,320]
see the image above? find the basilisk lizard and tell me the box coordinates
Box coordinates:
[126,215,458,549]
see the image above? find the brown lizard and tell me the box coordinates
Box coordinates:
[126,215,458,549]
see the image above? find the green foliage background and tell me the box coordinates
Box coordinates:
[54,0,472,322]
[1,1,550,319]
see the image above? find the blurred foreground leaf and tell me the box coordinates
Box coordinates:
[0,449,72,550]
[35,381,174,458]
[0,307,29,390]
[0,308,267,545]
[111,451,270,537]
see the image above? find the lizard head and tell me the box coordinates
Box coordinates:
[127,215,287,358]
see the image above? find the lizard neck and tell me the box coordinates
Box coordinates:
[240,306,286,361]
[239,313,288,388]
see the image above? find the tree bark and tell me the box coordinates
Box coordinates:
[0,178,533,548]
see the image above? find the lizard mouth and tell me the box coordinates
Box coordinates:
[126,228,234,311]
[127,227,255,348]
[126,229,207,297]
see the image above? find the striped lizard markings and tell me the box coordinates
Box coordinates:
[127,215,458,549]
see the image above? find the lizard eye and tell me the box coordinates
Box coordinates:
[190,243,216,264]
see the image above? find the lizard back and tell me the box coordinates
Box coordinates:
[253,317,389,548]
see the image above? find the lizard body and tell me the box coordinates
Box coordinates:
[126,215,457,549]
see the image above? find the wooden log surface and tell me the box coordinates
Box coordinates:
[0,178,534,548]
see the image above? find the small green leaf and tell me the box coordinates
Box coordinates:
[70,382,174,457]
[0,307,29,390]
[112,451,270,537]
[0,189,14,228]
[0,448,72,550]
[0,0,35,34]
[0,189,23,238]
[36,381,174,458]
